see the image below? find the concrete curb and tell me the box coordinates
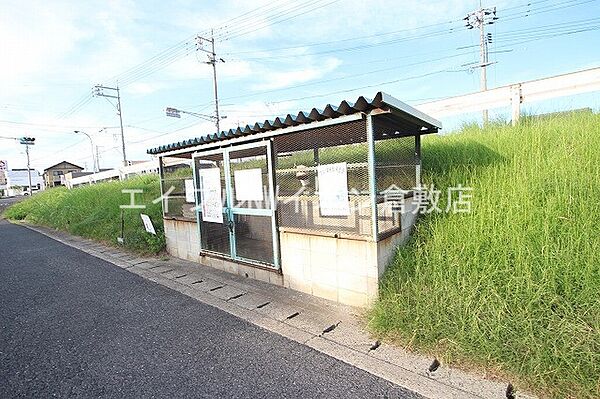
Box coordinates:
[17,222,535,399]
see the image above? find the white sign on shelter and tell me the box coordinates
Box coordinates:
[317,162,350,216]
[234,168,264,202]
[199,168,224,223]
[184,179,195,203]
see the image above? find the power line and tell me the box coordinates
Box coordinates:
[217,0,343,42]
[225,0,596,63]
[0,119,118,130]
[213,0,338,41]
[231,26,463,62]
[108,1,332,87]
[499,0,598,21]
[220,51,477,102]
[127,119,211,144]
[225,19,464,56]
[51,2,305,119]
[30,139,87,163]
[110,34,197,83]
[212,0,295,36]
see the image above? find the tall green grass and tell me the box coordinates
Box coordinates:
[3,175,165,253]
[370,112,600,398]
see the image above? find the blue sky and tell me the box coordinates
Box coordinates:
[1,0,599,172]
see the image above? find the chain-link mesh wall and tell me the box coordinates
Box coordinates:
[273,118,373,238]
[372,115,419,237]
[160,155,195,220]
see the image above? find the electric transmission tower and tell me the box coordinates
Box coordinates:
[93,85,127,166]
[464,2,498,124]
[196,30,226,134]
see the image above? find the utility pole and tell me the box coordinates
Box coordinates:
[19,137,35,194]
[196,30,225,133]
[94,85,127,166]
[464,1,498,124]
[25,144,32,193]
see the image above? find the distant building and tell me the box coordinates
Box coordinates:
[64,160,158,188]
[43,161,84,187]
[0,169,45,197]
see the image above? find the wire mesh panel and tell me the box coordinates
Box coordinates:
[372,114,418,237]
[273,118,372,238]
[160,155,195,220]
[233,214,274,264]
[194,153,230,256]
[229,146,271,210]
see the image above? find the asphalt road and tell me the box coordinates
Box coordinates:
[0,196,22,216]
[0,221,421,398]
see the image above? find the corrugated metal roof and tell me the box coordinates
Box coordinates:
[147,92,441,155]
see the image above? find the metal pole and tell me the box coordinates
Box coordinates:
[25,144,32,194]
[86,133,96,173]
[95,145,100,171]
[116,86,127,166]
[75,131,97,173]
[210,30,221,134]
[366,114,378,242]
[479,14,489,124]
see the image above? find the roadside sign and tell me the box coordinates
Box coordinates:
[140,213,156,235]
[0,160,7,171]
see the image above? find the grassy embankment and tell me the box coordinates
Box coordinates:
[3,175,164,253]
[370,112,600,398]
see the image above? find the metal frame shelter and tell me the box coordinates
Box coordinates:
[150,92,441,307]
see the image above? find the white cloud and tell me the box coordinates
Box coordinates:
[125,82,168,96]
[0,2,85,89]
[251,57,342,91]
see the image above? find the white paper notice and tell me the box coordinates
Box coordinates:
[140,214,156,235]
[234,168,264,202]
[317,162,350,216]
[199,168,224,223]
[184,179,195,203]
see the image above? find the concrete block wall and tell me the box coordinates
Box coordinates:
[281,197,420,308]
[280,232,379,308]
[164,219,200,263]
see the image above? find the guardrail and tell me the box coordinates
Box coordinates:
[65,160,159,189]
[416,66,600,125]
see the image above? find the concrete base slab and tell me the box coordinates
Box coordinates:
[283,310,339,336]
[255,301,303,322]
[208,285,246,301]
[135,261,160,270]
[370,343,434,376]
[323,321,377,353]
[229,292,271,310]
[149,265,175,274]
[175,272,205,286]
[190,278,224,292]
